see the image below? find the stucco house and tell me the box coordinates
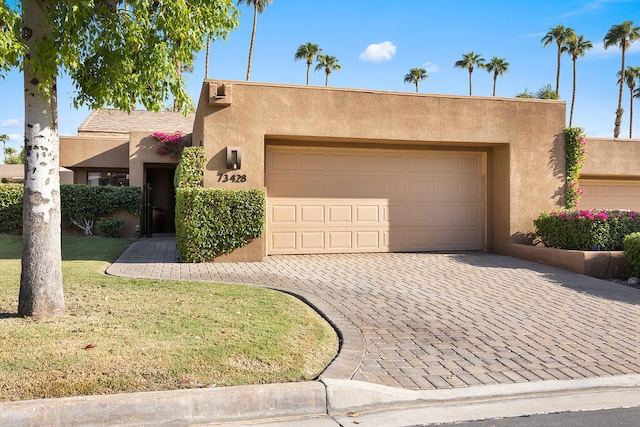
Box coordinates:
[59,80,640,263]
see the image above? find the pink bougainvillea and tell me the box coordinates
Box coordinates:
[153,131,183,159]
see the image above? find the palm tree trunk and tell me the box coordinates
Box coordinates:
[246,2,258,81]
[19,0,65,318]
[630,86,634,138]
[205,37,210,79]
[306,62,310,85]
[325,71,329,86]
[492,74,497,96]
[415,82,419,92]
[570,58,577,127]
[614,48,626,138]
[555,47,561,96]
[468,70,472,96]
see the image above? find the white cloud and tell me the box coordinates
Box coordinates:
[422,61,439,72]
[0,118,21,128]
[359,41,397,62]
[8,133,21,142]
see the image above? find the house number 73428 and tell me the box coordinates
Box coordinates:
[217,173,247,183]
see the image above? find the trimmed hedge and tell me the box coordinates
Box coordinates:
[534,210,640,251]
[176,187,266,262]
[0,183,141,235]
[97,218,125,238]
[624,232,640,277]
[174,146,205,188]
[0,183,23,232]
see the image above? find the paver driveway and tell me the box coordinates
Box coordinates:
[108,237,640,391]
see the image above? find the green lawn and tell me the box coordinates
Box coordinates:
[0,236,338,402]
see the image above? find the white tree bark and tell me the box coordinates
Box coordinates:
[18,0,65,318]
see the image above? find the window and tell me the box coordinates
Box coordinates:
[87,171,129,187]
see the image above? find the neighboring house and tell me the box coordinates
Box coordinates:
[60,109,195,235]
[60,81,640,262]
[1,164,73,184]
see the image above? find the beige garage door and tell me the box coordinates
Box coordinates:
[580,179,640,210]
[266,146,485,254]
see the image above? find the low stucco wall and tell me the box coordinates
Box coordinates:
[510,243,626,279]
[582,137,640,177]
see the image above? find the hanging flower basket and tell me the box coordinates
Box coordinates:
[153,131,184,160]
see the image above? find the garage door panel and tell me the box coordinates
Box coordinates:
[328,205,352,223]
[580,179,640,211]
[267,146,485,254]
[300,205,325,223]
[271,205,297,223]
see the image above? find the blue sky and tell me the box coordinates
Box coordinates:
[1,0,639,162]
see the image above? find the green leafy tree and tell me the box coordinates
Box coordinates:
[4,146,24,164]
[485,57,509,96]
[403,67,428,93]
[237,0,273,81]
[536,84,559,100]
[454,51,486,96]
[0,1,238,319]
[604,20,640,138]
[541,25,575,97]
[294,42,322,85]
[618,66,640,138]
[315,54,341,86]
[566,34,592,127]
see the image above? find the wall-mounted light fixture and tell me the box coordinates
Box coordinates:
[226,146,241,170]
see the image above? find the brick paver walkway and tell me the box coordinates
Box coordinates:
[107,236,640,391]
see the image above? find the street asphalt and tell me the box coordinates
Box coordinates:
[2,234,639,426]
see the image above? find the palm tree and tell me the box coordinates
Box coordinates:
[485,57,509,96]
[403,67,428,92]
[205,37,210,79]
[618,66,640,138]
[1,134,8,164]
[566,35,592,127]
[454,51,486,96]
[294,42,322,85]
[604,20,640,138]
[314,54,341,86]
[237,0,273,81]
[541,25,575,97]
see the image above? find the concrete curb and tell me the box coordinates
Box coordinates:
[0,382,326,427]
[3,375,640,426]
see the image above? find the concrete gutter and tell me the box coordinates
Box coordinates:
[2,375,640,426]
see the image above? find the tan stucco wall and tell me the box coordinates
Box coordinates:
[582,137,640,177]
[195,81,567,260]
[60,136,129,169]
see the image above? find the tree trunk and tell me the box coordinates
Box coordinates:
[630,86,635,138]
[614,47,626,139]
[555,46,561,96]
[492,74,497,96]
[205,37,210,79]
[246,3,258,81]
[19,0,65,318]
[468,69,473,96]
[569,57,577,127]
[306,62,311,85]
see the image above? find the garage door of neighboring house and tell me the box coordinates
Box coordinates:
[266,146,486,255]
[579,178,640,210]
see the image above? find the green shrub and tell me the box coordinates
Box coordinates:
[176,187,265,262]
[0,184,141,235]
[0,183,23,232]
[96,218,125,238]
[624,232,640,277]
[534,210,640,251]
[60,185,141,236]
[175,146,205,188]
